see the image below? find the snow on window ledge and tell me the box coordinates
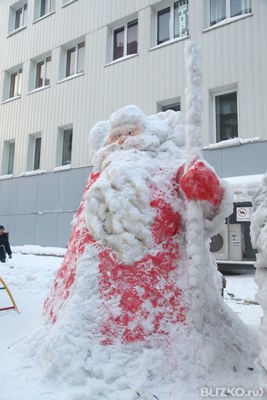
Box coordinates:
[203,137,262,150]
[20,170,46,177]
[7,25,27,38]
[203,13,253,33]
[33,11,55,25]
[28,86,50,95]
[62,0,79,8]
[149,35,189,52]
[0,174,13,180]
[2,96,21,105]
[105,54,138,67]
[54,164,72,172]
[58,73,84,84]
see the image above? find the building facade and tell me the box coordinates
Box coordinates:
[0,0,266,248]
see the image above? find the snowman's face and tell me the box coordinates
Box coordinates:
[108,124,141,145]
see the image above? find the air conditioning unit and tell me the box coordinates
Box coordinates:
[210,224,229,260]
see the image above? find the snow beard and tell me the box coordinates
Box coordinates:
[85,126,185,265]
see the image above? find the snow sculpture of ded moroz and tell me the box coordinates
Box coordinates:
[251,173,267,393]
[44,43,233,346]
[40,44,256,395]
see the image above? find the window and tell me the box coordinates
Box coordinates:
[66,42,85,77]
[215,92,238,142]
[162,102,181,112]
[35,56,51,88]
[157,1,189,45]
[62,129,73,165]
[113,19,138,61]
[27,134,42,171]
[209,0,251,26]
[34,0,54,20]
[8,2,27,34]
[2,141,15,175]
[34,137,41,170]
[9,69,22,99]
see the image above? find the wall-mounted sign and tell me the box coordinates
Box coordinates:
[236,207,252,222]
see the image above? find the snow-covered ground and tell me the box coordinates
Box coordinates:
[0,253,263,400]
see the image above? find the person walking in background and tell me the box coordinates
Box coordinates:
[0,225,12,263]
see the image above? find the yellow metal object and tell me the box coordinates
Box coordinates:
[0,276,19,312]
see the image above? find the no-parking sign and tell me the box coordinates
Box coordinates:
[236,207,252,222]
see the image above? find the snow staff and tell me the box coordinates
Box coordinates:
[0,226,12,263]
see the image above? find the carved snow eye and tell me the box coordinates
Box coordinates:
[128,131,133,135]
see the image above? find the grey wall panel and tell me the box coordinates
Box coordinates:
[36,172,60,212]
[0,179,18,214]
[35,213,59,247]
[58,168,89,211]
[57,212,74,248]
[17,175,39,214]
[203,150,223,177]
[203,141,267,178]
[14,215,36,245]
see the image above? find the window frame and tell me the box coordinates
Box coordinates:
[1,140,15,176]
[156,1,189,46]
[33,136,42,170]
[112,18,138,61]
[210,87,239,143]
[65,41,85,78]
[61,128,73,166]
[40,0,53,17]
[35,56,51,89]
[9,2,28,34]
[208,0,251,28]
[9,68,23,99]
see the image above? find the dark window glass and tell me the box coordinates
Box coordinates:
[162,102,181,112]
[66,47,76,77]
[210,0,226,26]
[113,27,124,60]
[34,137,41,170]
[174,0,189,38]
[40,0,46,16]
[216,92,238,142]
[36,60,45,88]
[230,0,251,17]
[10,73,17,98]
[62,129,73,165]
[127,20,138,55]
[15,7,22,29]
[157,7,170,44]
[8,142,15,175]
[77,42,85,73]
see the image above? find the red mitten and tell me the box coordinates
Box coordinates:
[179,161,222,206]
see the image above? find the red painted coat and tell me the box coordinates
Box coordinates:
[44,161,222,344]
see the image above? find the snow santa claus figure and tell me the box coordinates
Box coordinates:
[44,43,232,346]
